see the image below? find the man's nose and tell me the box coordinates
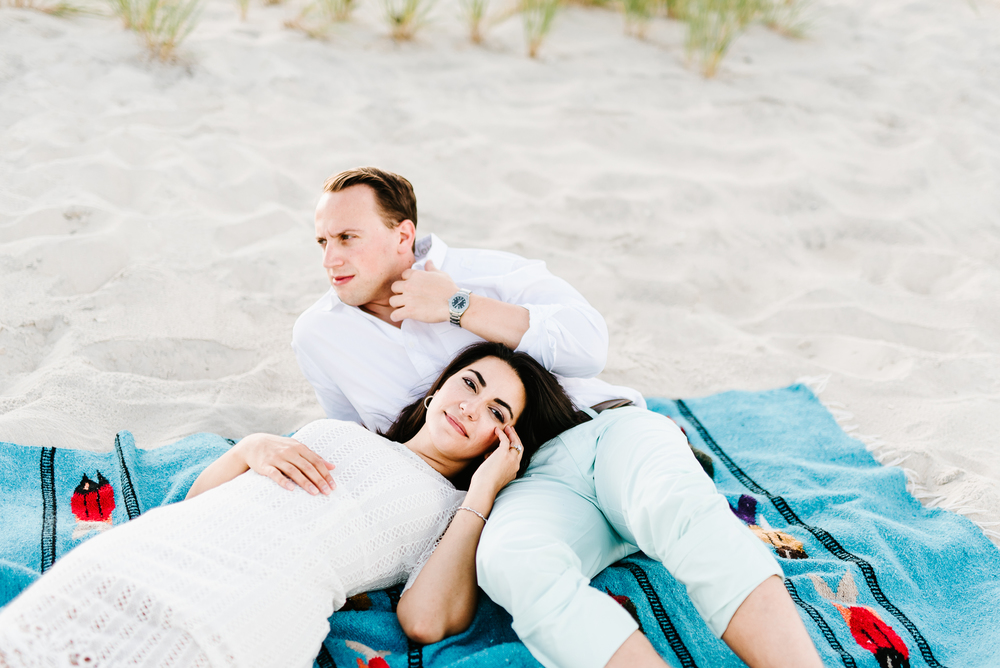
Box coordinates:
[323,245,343,268]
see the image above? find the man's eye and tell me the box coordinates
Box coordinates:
[317,239,326,246]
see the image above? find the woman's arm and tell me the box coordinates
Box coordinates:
[186,433,335,499]
[396,426,524,644]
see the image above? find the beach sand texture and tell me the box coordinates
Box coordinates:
[1,0,998,544]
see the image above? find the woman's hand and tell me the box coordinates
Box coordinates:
[468,425,524,498]
[237,433,335,495]
[398,424,524,645]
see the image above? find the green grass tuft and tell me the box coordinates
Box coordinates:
[106,0,204,61]
[760,0,810,38]
[682,0,805,77]
[521,0,560,57]
[460,0,489,43]
[621,0,654,37]
[2,0,88,15]
[382,0,435,39]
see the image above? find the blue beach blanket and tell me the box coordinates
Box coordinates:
[2,385,998,667]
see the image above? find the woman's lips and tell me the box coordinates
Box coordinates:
[445,413,467,437]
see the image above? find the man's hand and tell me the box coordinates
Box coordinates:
[389,260,457,324]
[236,433,335,495]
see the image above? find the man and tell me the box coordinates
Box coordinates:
[265,167,821,667]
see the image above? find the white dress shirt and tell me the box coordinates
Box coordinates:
[292,234,644,433]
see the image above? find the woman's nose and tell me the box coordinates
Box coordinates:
[460,401,477,420]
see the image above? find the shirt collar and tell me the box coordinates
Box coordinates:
[321,233,449,312]
[412,233,447,270]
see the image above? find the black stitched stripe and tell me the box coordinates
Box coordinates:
[315,644,337,668]
[386,584,403,612]
[407,639,423,668]
[613,560,697,668]
[394,583,423,668]
[785,578,857,668]
[39,447,57,573]
[675,400,945,668]
[114,433,141,520]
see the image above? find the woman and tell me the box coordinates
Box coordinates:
[0,342,585,668]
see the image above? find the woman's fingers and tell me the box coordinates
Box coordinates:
[262,465,296,492]
[294,443,336,492]
[504,425,524,454]
[244,434,336,495]
[274,458,326,495]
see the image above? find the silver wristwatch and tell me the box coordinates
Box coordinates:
[448,288,472,327]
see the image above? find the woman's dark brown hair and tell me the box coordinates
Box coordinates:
[382,342,587,488]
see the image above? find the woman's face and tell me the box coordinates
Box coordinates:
[424,356,526,462]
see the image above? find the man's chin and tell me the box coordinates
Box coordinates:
[331,286,366,307]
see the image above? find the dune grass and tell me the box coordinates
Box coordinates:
[106,0,204,60]
[521,0,560,57]
[1,0,84,15]
[621,0,653,37]
[285,0,357,38]
[682,0,798,77]
[319,0,356,21]
[1,0,808,73]
[664,0,688,18]
[382,0,434,39]
[460,0,489,43]
[759,0,809,37]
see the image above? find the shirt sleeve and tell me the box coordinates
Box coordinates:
[495,260,609,378]
[291,317,365,425]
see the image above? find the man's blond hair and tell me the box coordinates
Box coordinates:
[323,167,417,230]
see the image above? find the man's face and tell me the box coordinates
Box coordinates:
[314,185,413,309]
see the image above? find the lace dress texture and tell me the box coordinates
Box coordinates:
[0,420,466,668]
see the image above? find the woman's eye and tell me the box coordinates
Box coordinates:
[464,377,476,390]
[490,408,504,422]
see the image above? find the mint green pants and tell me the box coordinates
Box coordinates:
[476,407,782,668]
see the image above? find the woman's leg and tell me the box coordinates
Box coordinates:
[476,472,639,668]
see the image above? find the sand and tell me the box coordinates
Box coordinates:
[1,0,998,544]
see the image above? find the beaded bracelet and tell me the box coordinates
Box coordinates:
[457,506,488,523]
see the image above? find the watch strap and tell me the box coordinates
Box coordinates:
[449,288,472,327]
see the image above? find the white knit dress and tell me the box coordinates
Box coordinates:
[0,420,466,668]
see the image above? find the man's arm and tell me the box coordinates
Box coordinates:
[292,315,366,424]
[388,261,530,349]
[389,258,609,377]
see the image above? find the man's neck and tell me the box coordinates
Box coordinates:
[359,300,400,328]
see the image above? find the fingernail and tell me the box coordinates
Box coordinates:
[321,485,331,494]
[285,482,295,491]
[309,485,319,495]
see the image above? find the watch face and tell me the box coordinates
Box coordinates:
[450,294,469,311]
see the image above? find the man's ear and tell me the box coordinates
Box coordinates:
[396,219,416,254]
